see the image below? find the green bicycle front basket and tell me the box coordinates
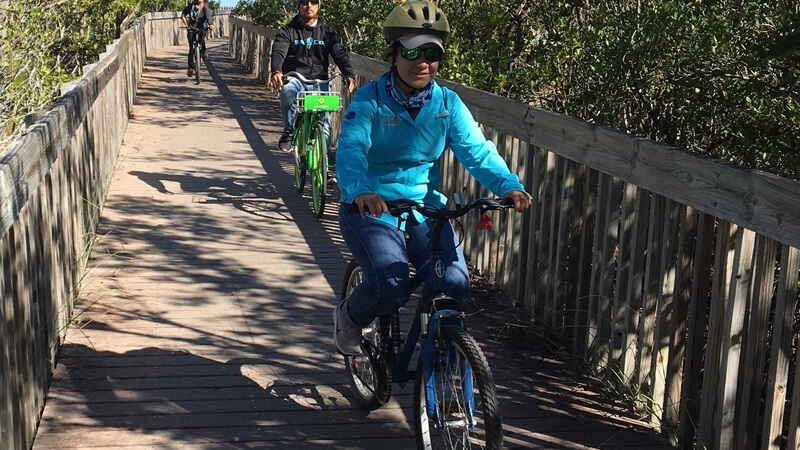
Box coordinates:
[297,91,341,113]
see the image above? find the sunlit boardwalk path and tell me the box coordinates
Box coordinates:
[31,41,674,449]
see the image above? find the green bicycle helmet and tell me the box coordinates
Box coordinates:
[383,1,450,45]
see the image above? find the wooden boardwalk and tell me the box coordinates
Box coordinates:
[31,42,675,449]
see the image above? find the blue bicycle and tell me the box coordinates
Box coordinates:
[341,196,510,449]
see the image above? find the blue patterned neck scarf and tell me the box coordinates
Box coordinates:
[385,68,434,109]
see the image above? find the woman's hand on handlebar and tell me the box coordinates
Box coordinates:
[346,77,357,94]
[503,190,531,213]
[354,193,388,219]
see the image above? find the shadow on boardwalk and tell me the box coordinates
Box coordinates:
[31,41,674,449]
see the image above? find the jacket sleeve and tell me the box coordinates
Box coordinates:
[181,5,191,18]
[270,27,291,73]
[205,6,213,25]
[446,90,526,197]
[325,27,355,79]
[336,85,377,202]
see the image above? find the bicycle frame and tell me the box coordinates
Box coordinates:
[386,215,477,430]
[292,110,326,171]
[186,26,205,52]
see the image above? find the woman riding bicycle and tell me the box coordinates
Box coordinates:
[333,1,531,356]
[181,0,214,77]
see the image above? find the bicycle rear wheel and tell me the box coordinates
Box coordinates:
[194,44,201,84]
[292,130,306,192]
[310,123,328,218]
[414,325,503,449]
[341,259,392,410]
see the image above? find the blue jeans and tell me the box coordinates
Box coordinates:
[280,78,331,140]
[338,204,470,327]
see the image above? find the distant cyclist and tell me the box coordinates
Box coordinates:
[181,0,215,77]
[332,1,531,356]
[269,0,357,153]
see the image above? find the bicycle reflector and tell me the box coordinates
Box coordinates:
[477,214,493,230]
[298,92,341,112]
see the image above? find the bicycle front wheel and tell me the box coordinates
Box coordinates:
[414,325,503,450]
[194,44,201,84]
[310,123,328,218]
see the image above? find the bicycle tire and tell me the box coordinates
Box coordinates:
[341,259,392,410]
[292,130,307,192]
[414,325,503,450]
[310,123,328,218]
[194,43,201,84]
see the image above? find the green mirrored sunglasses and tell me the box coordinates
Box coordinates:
[400,46,444,63]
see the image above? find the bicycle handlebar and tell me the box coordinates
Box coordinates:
[384,197,514,221]
[283,71,344,86]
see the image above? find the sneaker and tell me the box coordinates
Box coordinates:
[187,68,194,77]
[278,135,292,152]
[327,174,337,188]
[333,299,362,355]
[327,165,337,187]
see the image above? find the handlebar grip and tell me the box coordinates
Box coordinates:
[500,197,515,207]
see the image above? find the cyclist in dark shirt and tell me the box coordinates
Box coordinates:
[269,0,357,151]
[181,0,215,77]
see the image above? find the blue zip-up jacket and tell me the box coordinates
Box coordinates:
[336,73,525,208]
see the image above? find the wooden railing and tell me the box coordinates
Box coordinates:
[0,11,229,450]
[230,16,800,449]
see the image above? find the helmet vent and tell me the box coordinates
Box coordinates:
[406,10,416,20]
[422,6,430,20]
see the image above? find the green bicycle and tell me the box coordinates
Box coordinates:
[284,72,343,218]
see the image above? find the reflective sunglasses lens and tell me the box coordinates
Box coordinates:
[400,47,421,61]
[424,48,443,62]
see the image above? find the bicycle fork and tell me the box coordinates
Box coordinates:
[420,311,477,431]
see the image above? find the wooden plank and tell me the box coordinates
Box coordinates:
[762,246,800,449]
[14,213,36,447]
[648,199,680,423]
[1,236,15,449]
[678,212,715,448]
[538,151,557,327]
[697,220,736,448]
[551,158,575,336]
[662,205,697,430]
[715,227,756,449]
[523,146,547,315]
[586,173,622,367]
[734,236,777,449]
[613,185,649,383]
[544,155,566,332]
[570,167,598,354]
[486,128,502,280]
[783,247,800,449]
[636,194,664,392]
[26,192,49,420]
[498,134,517,292]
